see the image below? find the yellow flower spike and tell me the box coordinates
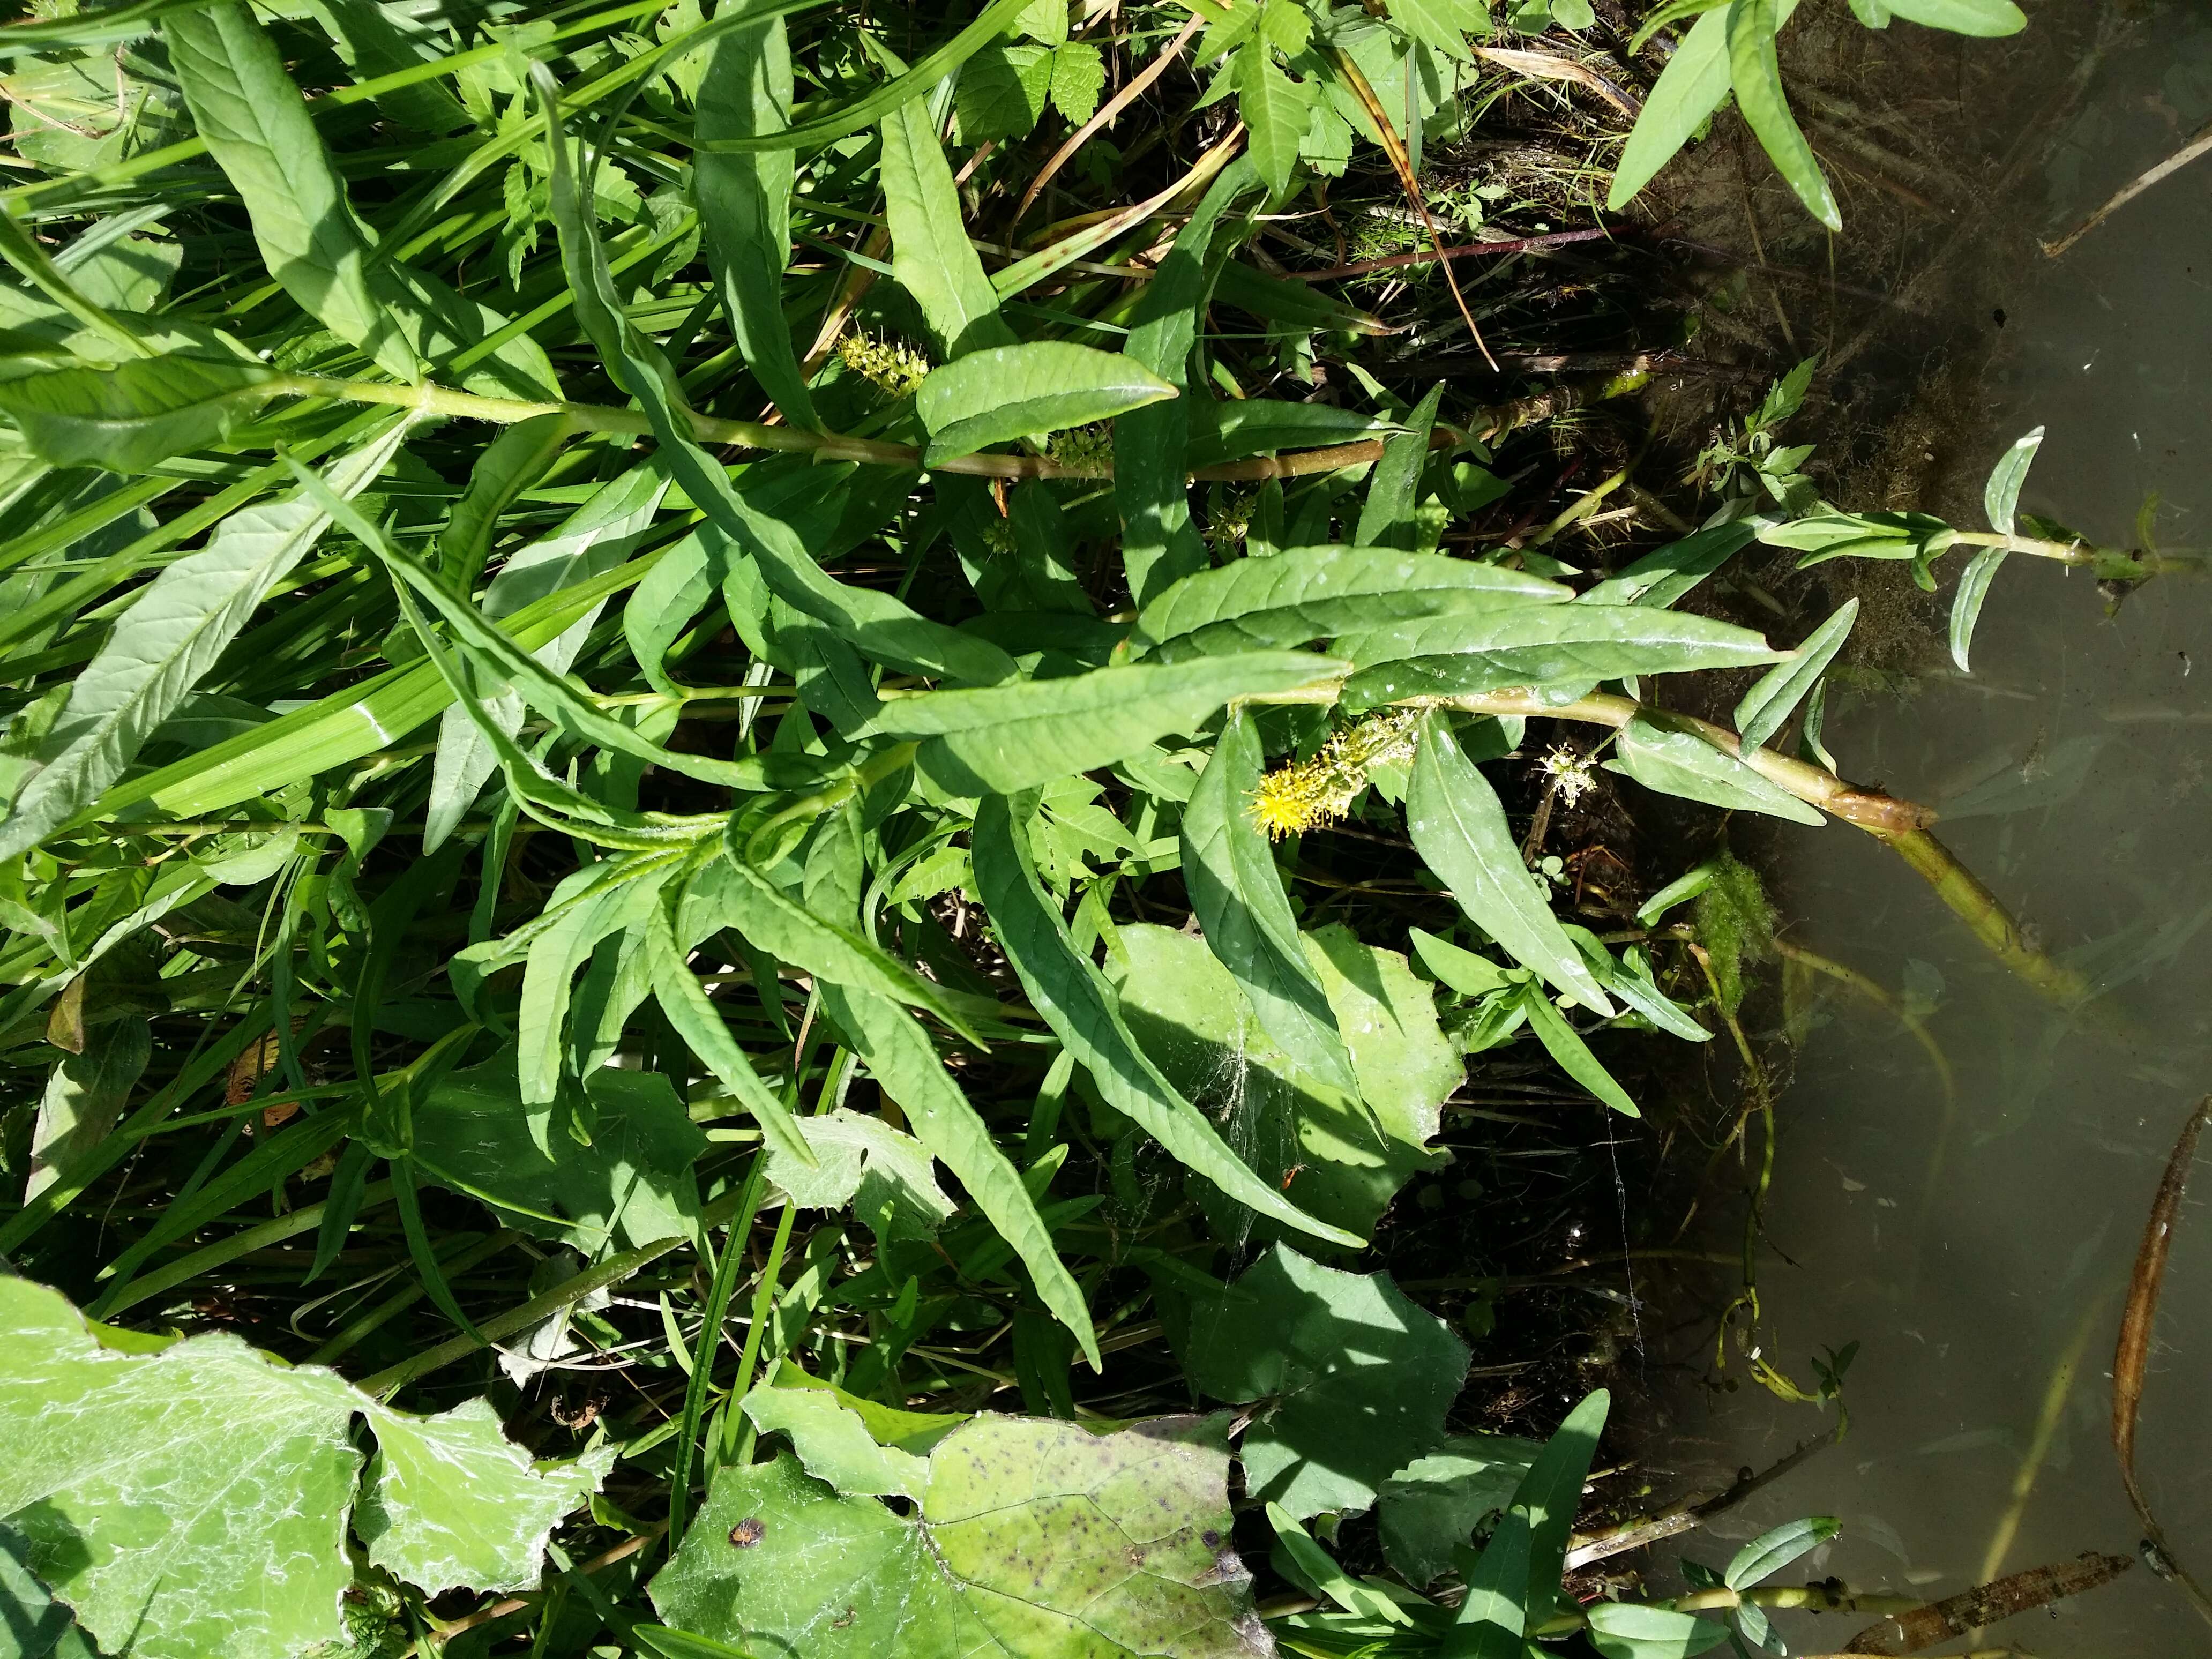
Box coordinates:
[836,331,933,399]
[1244,711,1422,840]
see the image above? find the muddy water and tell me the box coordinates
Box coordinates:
[1654,16,2212,1656]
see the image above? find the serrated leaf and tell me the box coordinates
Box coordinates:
[1727,0,1838,229]
[865,652,1344,796]
[1385,0,1489,61]
[1724,1514,1840,1589]
[651,1419,1265,1656]
[916,341,1177,464]
[973,792,1359,1245]
[736,1381,932,1499]
[955,42,1055,139]
[1183,1245,1468,1516]
[764,1106,954,1242]
[1586,1602,1732,1658]
[880,95,1015,357]
[1181,711,1361,1095]
[1141,542,1575,659]
[0,1276,606,1659]
[1238,38,1315,195]
[0,422,407,862]
[356,1398,615,1594]
[1606,713,1825,825]
[1407,716,1615,1012]
[1733,597,1855,752]
[1337,603,1782,709]
[1983,424,2043,536]
[1112,921,1459,1244]
[0,353,271,473]
[1048,40,1105,121]
[817,982,1099,1367]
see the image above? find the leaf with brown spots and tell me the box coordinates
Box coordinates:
[651,1414,1268,1658]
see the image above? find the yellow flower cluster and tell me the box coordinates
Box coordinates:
[837,331,932,398]
[1247,710,1422,840]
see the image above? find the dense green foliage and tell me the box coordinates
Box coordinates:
[0,0,2074,1654]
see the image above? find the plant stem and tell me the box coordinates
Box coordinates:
[264,368,1651,483]
[1428,690,2096,1006]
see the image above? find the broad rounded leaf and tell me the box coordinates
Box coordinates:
[917,341,1176,462]
[1378,1434,1543,1587]
[1180,1244,1469,1517]
[651,1419,1268,1657]
[0,1277,607,1659]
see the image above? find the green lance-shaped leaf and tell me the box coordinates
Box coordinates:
[972,792,1359,1245]
[915,342,1177,464]
[1605,712,1824,826]
[1733,596,1855,752]
[424,465,671,851]
[1724,1515,1841,1589]
[1517,984,1639,1117]
[1585,1603,1730,1659]
[0,1276,609,1659]
[1952,424,2042,672]
[437,412,578,587]
[1508,1387,1610,1627]
[699,849,987,1047]
[164,0,420,380]
[1134,543,1567,661]
[1443,1505,1535,1659]
[1728,0,1839,230]
[533,66,1015,690]
[0,421,408,862]
[1337,603,1783,709]
[1118,158,1258,607]
[0,353,273,473]
[1238,35,1315,196]
[1180,711,1360,1096]
[652,1416,1261,1655]
[1610,5,1739,208]
[1757,507,1956,566]
[1183,398,1401,467]
[1576,520,1757,609]
[865,652,1344,796]
[1407,715,1613,1013]
[644,898,816,1174]
[517,863,670,1106]
[696,11,817,427]
[880,93,1014,359]
[1882,0,2024,34]
[819,981,1098,1366]
[1353,382,1445,552]
[696,0,1036,155]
